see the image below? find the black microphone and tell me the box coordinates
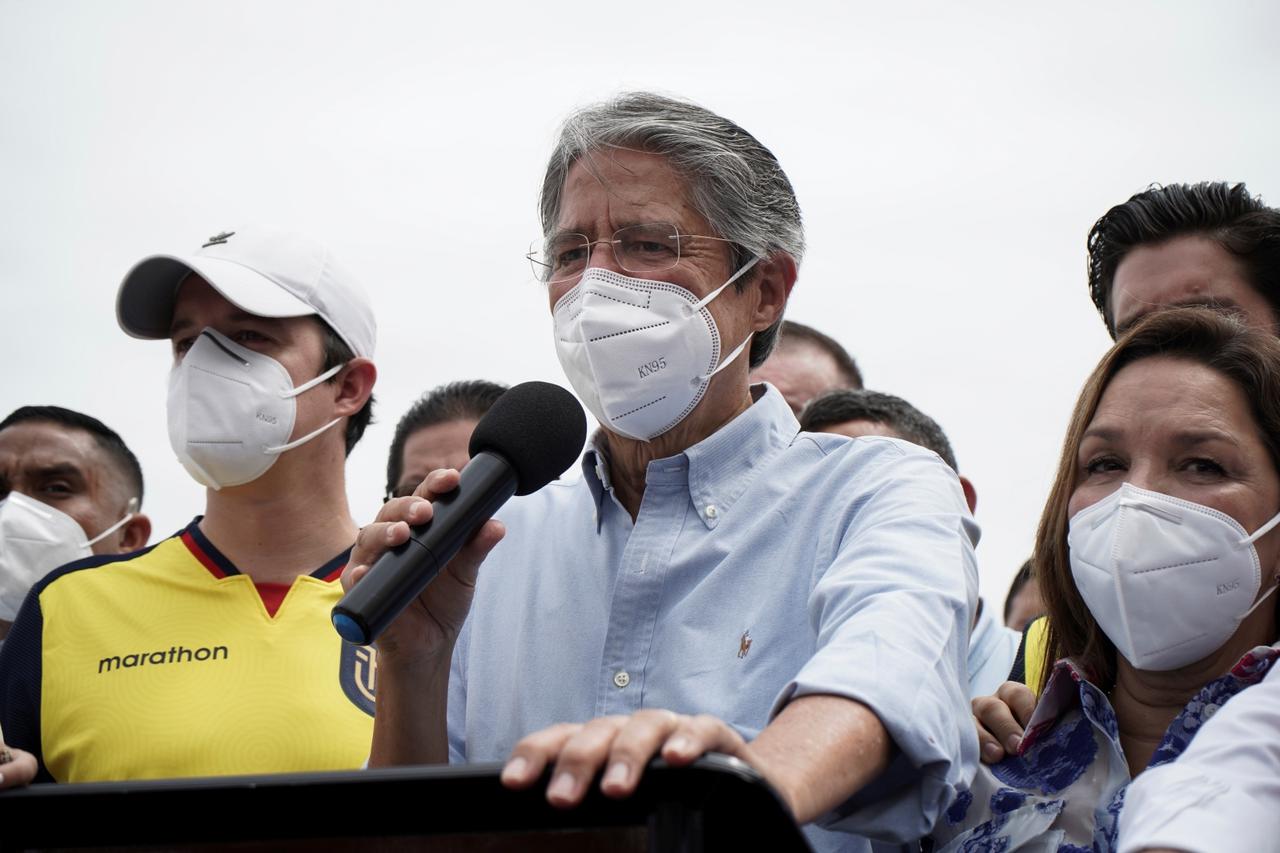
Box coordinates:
[332,381,586,646]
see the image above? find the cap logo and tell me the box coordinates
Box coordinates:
[202,231,235,248]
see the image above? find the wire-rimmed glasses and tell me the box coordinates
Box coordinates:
[527,222,735,284]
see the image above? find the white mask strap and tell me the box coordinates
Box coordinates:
[686,256,761,384]
[701,332,753,382]
[85,497,138,547]
[282,363,344,399]
[1242,508,1280,546]
[265,417,343,454]
[184,454,224,492]
[1239,508,1280,620]
[690,257,762,313]
[271,363,346,452]
[1243,578,1280,620]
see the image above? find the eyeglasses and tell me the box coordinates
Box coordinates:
[527,222,737,284]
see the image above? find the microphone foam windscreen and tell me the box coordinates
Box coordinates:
[469,381,588,495]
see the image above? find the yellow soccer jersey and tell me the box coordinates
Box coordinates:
[0,519,375,783]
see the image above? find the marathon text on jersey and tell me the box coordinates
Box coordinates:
[98,645,229,674]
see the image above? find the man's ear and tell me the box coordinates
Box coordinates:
[333,358,378,419]
[750,252,798,334]
[959,475,978,515]
[117,514,152,553]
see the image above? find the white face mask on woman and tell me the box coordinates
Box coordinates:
[1068,482,1280,671]
[552,260,758,442]
[0,492,136,621]
[167,328,344,490]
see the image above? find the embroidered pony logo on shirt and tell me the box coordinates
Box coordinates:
[738,630,752,659]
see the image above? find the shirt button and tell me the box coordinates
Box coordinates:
[705,504,718,519]
[613,670,630,688]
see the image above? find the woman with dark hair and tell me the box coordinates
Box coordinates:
[933,307,1280,852]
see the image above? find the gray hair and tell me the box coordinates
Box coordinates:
[539,92,805,367]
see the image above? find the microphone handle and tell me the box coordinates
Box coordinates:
[332,451,518,645]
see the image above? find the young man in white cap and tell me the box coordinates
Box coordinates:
[0,227,378,787]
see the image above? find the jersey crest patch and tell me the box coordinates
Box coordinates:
[339,643,377,716]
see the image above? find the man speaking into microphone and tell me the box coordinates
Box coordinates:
[346,92,979,852]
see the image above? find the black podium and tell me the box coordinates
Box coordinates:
[0,754,811,851]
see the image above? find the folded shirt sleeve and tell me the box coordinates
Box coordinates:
[1118,661,1280,853]
[770,443,980,842]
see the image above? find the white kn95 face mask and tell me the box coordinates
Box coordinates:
[167,328,344,490]
[0,492,136,621]
[1068,482,1280,671]
[552,261,759,441]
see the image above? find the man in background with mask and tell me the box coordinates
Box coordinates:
[0,406,150,640]
[0,227,379,787]
[347,93,978,852]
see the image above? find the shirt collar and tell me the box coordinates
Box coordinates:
[581,435,613,527]
[1020,642,1280,755]
[579,384,800,530]
[179,516,351,583]
[684,383,798,529]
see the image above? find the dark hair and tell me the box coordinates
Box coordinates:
[1035,307,1280,691]
[318,320,374,456]
[1087,182,1280,336]
[540,92,804,368]
[799,389,958,472]
[776,320,864,388]
[0,406,145,507]
[385,380,509,498]
[1003,559,1035,624]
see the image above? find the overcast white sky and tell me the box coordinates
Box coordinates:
[3,0,1278,610]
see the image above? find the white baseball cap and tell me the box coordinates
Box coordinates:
[116,226,376,359]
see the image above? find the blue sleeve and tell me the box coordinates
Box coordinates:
[771,443,980,841]
[446,616,470,764]
[0,583,52,783]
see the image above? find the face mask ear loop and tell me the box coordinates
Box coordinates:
[281,363,345,399]
[1241,508,1280,546]
[685,256,762,384]
[1242,578,1280,621]
[1238,507,1280,621]
[265,417,343,455]
[699,332,753,384]
[689,257,762,314]
[184,455,224,492]
[269,363,346,453]
[84,497,139,547]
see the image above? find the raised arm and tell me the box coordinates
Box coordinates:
[341,468,504,766]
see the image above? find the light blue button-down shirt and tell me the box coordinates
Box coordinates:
[449,385,979,851]
[967,600,1021,699]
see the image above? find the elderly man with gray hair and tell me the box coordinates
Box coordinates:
[345,92,978,851]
